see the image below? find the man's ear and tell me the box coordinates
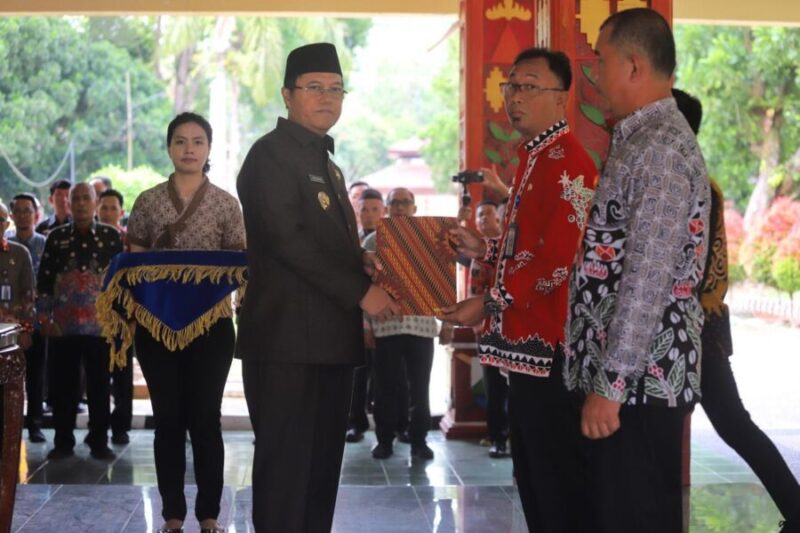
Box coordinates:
[281,87,291,110]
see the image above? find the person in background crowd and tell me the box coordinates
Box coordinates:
[97,189,127,247]
[349,180,370,234]
[35,179,72,235]
[346,188,386,443]
[127,112,245,533]
[96,187,132,445]
[564,10,710,532]
[468,199,510,458]
[38,183,123,462]
[364,187,442,461]
[674,87,800,533]
[7,193,47,442]
[89,176,112,197]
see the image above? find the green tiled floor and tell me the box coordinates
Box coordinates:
[13,427,799,532]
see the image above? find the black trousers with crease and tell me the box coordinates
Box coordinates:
[243,360,353,533]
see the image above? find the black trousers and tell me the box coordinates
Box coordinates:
[243,360,353,533]
[348,348,409,435]
[110,346,133,434]
[348,349,372,433]
[136,318,234,522]
[702,354,800,522]
[373,334,433,446]
[508,360,586,533]
[585,403,687,533]
[483,364,509,445]
[48,335,111,450]
[24,331,46,431]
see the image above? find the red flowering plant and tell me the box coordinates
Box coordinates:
[740,197,800,286]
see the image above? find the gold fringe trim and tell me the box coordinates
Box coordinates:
[96,264,247,370]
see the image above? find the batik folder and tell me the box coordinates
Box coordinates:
[375,216,458,316]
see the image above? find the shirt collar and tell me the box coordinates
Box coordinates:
[70,220,97,235]
[276,117,335,154]
[613,97,677,142]
[522,119,569,153]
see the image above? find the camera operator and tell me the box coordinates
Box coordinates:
[438,48,598,532]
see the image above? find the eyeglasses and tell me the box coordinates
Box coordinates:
[499,82,566,97]
[293,84,348,99]
[389,199,414,208]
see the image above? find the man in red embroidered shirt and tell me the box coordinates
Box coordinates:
[440,47,597,532]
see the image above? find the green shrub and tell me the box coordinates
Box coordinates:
[728,263,747,284]
[772,257,800,298]
[751,248,776,286]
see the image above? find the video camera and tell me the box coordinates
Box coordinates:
[451,170,484,207]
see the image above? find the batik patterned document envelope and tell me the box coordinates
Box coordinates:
[375,216,458,316]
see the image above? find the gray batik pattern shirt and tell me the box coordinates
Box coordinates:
[564,97,711,408]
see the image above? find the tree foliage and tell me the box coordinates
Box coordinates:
[0,17,173,204]
[421,33,460,192]
[675,25,800,211]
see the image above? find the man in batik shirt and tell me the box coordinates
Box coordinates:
[441,47,597,532]
[563,10,711,532]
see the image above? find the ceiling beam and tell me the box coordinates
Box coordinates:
[2,0,800,26]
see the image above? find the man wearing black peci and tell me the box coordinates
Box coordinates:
[237,43,399,532]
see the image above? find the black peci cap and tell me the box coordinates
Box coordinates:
[284,43,343,88]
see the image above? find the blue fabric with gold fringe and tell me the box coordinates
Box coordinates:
[97,250,247,369]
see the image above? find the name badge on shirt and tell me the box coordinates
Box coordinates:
[308,174,326,184]
[0,284,11,302]
[503,223,518,258]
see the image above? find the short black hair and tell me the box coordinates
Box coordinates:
[11,193,39,211]
[672,88,703,135]
[99,188,125,208]
[167,112,213,173]
[600,8,676,78]
[477,199,499,209]
[348,181,370,192]
[359,188,383,203]
[513,48,572,91]
[49,179,71,195]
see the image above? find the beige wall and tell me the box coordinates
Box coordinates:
[3,0,800,25]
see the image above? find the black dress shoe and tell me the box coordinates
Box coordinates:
[411,443,434,460]
[111,431,130,445]
[90,445,117,460]
[488,442,510,458]
[200,528,225,533]
[371,442,393,459]
[28,428,46,443]
[47,447,75,460]
[156,527,183,533]
[345,429,364,443]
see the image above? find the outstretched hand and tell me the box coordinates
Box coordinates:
[448,227,486,259]
[437,296,486,327]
